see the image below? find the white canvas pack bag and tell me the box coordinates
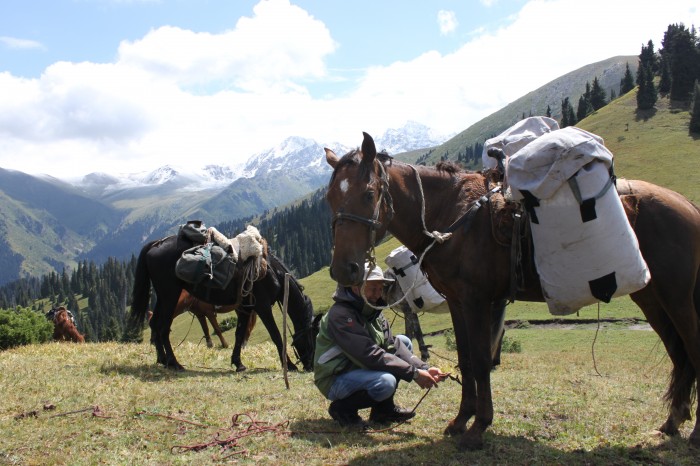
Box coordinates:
[506,127,650,315]
[385,246,446,313]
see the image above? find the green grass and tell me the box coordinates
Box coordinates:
[581,90,699,204]
[1,328,697,465]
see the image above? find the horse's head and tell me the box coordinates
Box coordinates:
[325,132,394,286]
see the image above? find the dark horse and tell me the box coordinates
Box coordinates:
[129,234,315,372]
[324,132,700,450]
[174,289,258,350]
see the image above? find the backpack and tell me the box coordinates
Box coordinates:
[175,242,236,290]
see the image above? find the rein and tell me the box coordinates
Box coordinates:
[359,161,501,311]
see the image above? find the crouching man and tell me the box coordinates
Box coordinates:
[314,263,446,427]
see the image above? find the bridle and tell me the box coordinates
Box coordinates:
[331,156,394,267]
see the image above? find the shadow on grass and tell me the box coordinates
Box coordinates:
[98,362,283,381]
[635,107,658,121]
[289,417,430,446]
[335,431,698,465]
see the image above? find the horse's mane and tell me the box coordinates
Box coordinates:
[434,160,465,174]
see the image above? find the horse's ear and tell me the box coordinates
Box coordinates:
[361,132,377,166]
[325,148,339,168]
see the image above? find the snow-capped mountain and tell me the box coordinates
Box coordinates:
[241,136,350,179]
[76,163,245,196]
[374,121,451,154]
[74,121,444,196]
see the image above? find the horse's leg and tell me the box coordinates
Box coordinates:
[407,309,431,362]
[490,299,507,367]
[444,296,494,451]
[461,297,495,451]
[153,296,184,371]
[194,312,214,348]
[444,299,477,438]
[148,309,167,365]
[632,286,700,444]
[206,312,229,348]
[230,310,251,371]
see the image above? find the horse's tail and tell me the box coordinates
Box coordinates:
[125,240,157,341]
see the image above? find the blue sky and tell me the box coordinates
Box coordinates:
[0,0,698,178]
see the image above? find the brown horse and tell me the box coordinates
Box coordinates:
[174,289,257,350]
[324,132,700,450]
[51,307,85,343]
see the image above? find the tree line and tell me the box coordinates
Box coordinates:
[0,190,334,343]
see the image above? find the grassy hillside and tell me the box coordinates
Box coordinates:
[421,56,637,167]
[580,90,698,203]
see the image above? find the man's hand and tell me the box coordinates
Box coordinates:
[413,367,449,389]
[428,367,450,382]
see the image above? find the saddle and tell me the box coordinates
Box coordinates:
[175,221,268,295]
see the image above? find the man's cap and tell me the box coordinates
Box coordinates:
[364,263,395,283]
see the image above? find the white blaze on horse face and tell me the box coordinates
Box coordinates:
[339,177,350,194]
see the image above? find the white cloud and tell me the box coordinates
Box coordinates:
[0,0,699,178]
[0,36,45,50]
[437,10,458,35]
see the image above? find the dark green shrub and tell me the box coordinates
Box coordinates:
[219,316,238,332]
[444,328,522,354]
[0,308,53,350]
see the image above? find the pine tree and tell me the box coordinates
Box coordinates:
[636,64,657,110]
[576,94,593,121]
[590,77,607,110]
[546,105,552,117]
[667,25,698,101]
[620,62,635,95]
[659,56,672,94]
[690,80,700,134]
[560,98,571,127]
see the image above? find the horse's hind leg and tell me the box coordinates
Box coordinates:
[632,287,700,444]
[194,313,214,348]
[231,312,250,371]
[404,307,430,362]
[152,300,184,370]
[207,314,229,348]
[148,312,167,365]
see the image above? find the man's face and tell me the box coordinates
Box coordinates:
[352,280,384,304]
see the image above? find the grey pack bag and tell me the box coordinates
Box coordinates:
[175,242,236,289]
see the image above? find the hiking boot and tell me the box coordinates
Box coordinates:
[328,390,374,428]
[369,395,415,424]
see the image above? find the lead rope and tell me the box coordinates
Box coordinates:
[362,164,451,311]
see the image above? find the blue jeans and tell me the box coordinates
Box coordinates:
[327,335,413,402]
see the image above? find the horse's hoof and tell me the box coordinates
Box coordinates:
[659,421,680,436]
[444,421,466,437]
[236,365,247,372]
[206,341,213,348]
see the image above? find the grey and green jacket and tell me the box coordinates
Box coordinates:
[313,286,428,398]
